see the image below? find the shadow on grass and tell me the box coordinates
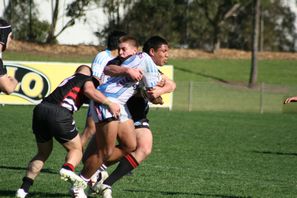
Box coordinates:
[0,165,57,174]
[174,66,229,83]
[252,150,297,157]
[124,189,251,198]
[0,190,68,197]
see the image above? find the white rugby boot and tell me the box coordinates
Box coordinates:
[15,188,28,198]
[59,168,87,188]
[88,170,109,195]
[97,184,112,198]
[69,186,87,198]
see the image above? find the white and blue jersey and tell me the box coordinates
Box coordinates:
[92,52,162,122]
[87,49,115,117]
[91,49,114,80]
[98,52,161,105]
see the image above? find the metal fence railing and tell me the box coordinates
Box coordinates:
[172,81,297,113]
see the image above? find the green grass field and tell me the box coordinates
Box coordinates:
[1,106,297,197]
[1,52,297,197]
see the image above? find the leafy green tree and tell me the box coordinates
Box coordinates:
[99,0,244,50]
[3,0,50,42]
[193,0,242,52]
[46,0,93,43]
[227,0,297,52]
[98,0,191,46]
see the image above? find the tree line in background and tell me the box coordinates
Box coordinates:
[1,0,297,52]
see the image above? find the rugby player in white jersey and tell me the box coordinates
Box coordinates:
[80,31,142,147]
[93,36,176,198]
[71,36,175,198]
[80,30,125,147]
[71,45,166,198]
[70,36,141,198]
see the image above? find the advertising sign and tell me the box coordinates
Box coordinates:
[0,61,173,109]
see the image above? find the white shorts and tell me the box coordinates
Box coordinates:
[91,99,131,123]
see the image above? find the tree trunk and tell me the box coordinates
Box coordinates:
[28,0,34,41]
[249,0,260,88]
[259,4,264,52]
[46,0,59,43]
[212,25,221,53]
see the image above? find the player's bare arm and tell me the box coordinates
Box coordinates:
[83,81,120,118]
[0,75,18,94]
[147,75,176,98]
[104,64,143,81]
[284,96,297,104]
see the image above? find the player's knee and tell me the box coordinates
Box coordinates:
[104,147,115,159]
[28,160,44,174]
[126,146,136,153]
[125,140,137,153]
[140,145,152,157]
[145,147,152,157]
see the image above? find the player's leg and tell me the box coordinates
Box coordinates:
[81,120,119,180]
[61,133,83,168]
[77,102,120,197]
[86,119,137,196]
[80,103,96,147]
[94,120,137,190]
[106,119,137,164]
[16,140,53,198]
[80,116,96,147]
[48,106,86,188]
[73,121,118,198]
[131,127,153,163]
[59,133,88,189]
[27,140,54,179]
[16,104,54,198]
[93,127,152,191]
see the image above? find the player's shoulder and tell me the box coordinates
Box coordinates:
[75,73,92,81]
[135,52,150,59]
[122,52,150,65]
[95,49,111,58]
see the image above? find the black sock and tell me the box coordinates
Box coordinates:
[103,154,139,186]
[20,177,34,193]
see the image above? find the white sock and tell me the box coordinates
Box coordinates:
[90,169,100,182]
[79,174,90,183]
[99,164,107,171]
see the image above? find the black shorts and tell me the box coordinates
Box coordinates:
[32,102,78,144]
[0,59,7,76]
[127,95,150,129]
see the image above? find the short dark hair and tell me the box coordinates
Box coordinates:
[119,35,139,49]
[107,30,127,50]
[143,36,168,54]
